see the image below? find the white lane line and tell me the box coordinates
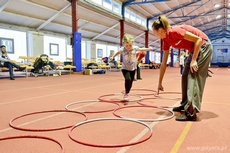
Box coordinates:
[116,102,180,153]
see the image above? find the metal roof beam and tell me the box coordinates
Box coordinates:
[36,3,71,30]
[203,25,230,33]
[147,0,201,21]
[185,0,210,17]
[194,18,223,28]
[78,22,90,31]
[134,32,145,40]
[169,7,228,20]
[148,39,160,45]
[210,36,230,41]
[0,0,12,12]
[122,0,169,19]
[123,0,170,6]
[172,6,227,25]
[92,22,119,40]
[208,33,230,39]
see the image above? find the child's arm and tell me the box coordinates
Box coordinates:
[110,51,121,60]
[139,47,153,52]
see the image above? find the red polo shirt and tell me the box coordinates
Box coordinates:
[163,25,208,53]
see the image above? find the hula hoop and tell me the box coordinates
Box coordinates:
[68,118,152,147]
[65,100,120,113]
[10,110,87,131]
[137,97,176,108]
[154,91,181,100]
[0,135,65,153]
[98,93,142,103]
[121,89,157,96]
[113,105,174,122]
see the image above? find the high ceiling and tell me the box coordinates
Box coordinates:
[0,0,229,51]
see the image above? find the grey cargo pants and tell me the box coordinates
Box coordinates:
[181,40,213,115]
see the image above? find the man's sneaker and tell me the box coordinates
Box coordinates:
[175,113,197,121]
[19,66,26,71]
[123,94,129,101]
[172,105,184,112]
[10,77,15,80]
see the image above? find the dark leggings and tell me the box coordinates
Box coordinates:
[122,69,136,94]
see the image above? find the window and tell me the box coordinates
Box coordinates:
[113,2,121,14]
[142,18,146,26]
[136,15,141,24]
[91,0,102,5]
[0,37,14,54]
[130,11,136,21]
[148,21,153,30]
[103,0,112,10]
[125,9,130,18]
[49,43,59,56]
[97,49,103,58]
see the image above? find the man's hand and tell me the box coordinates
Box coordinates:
[190,60,198,73]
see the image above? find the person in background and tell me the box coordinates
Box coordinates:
[179,52,185,76]
[134,51,146,81]
[109,52,118,68]
[152,15,212,121]
[0,45,26,80]
[102,54,118,68]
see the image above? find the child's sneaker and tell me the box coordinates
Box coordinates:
[58,70,62,76]
[123,94,129,101]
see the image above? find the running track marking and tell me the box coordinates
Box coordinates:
[170,122,193,153]
[0,81,123,105]
[0,77,175,105]
[0,103,93,134]
[0,78,177,134]
[116,101,180,153]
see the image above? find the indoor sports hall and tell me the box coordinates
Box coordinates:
[0,0,230,153]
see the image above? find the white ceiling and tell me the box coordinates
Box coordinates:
[0,0,229,51]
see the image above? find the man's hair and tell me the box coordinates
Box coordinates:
[0,45,6,48]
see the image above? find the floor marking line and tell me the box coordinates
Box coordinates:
[0,81,123,105]
[0,77,115,93]
[0,79,178,133]
[116,101,180,153]
[0,103,92,133]
[170,122,193,153]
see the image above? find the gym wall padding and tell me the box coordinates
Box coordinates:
[73,32,82,72]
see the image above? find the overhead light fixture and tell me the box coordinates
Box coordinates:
[216,15,221,18]
[214,4,220,8]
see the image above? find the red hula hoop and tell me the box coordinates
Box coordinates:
[98,93,142,103]
[0,135,65,153]
[68,118,152,147]
[121,89,157,96]
[65,100,120,113]
[9,110,87,131]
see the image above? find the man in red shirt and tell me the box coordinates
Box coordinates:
[152,15,213,121]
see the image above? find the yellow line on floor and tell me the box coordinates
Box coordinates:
[170,122,193,153]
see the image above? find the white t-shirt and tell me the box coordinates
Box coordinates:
[180,55,184,66]
[119,46,139,71]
